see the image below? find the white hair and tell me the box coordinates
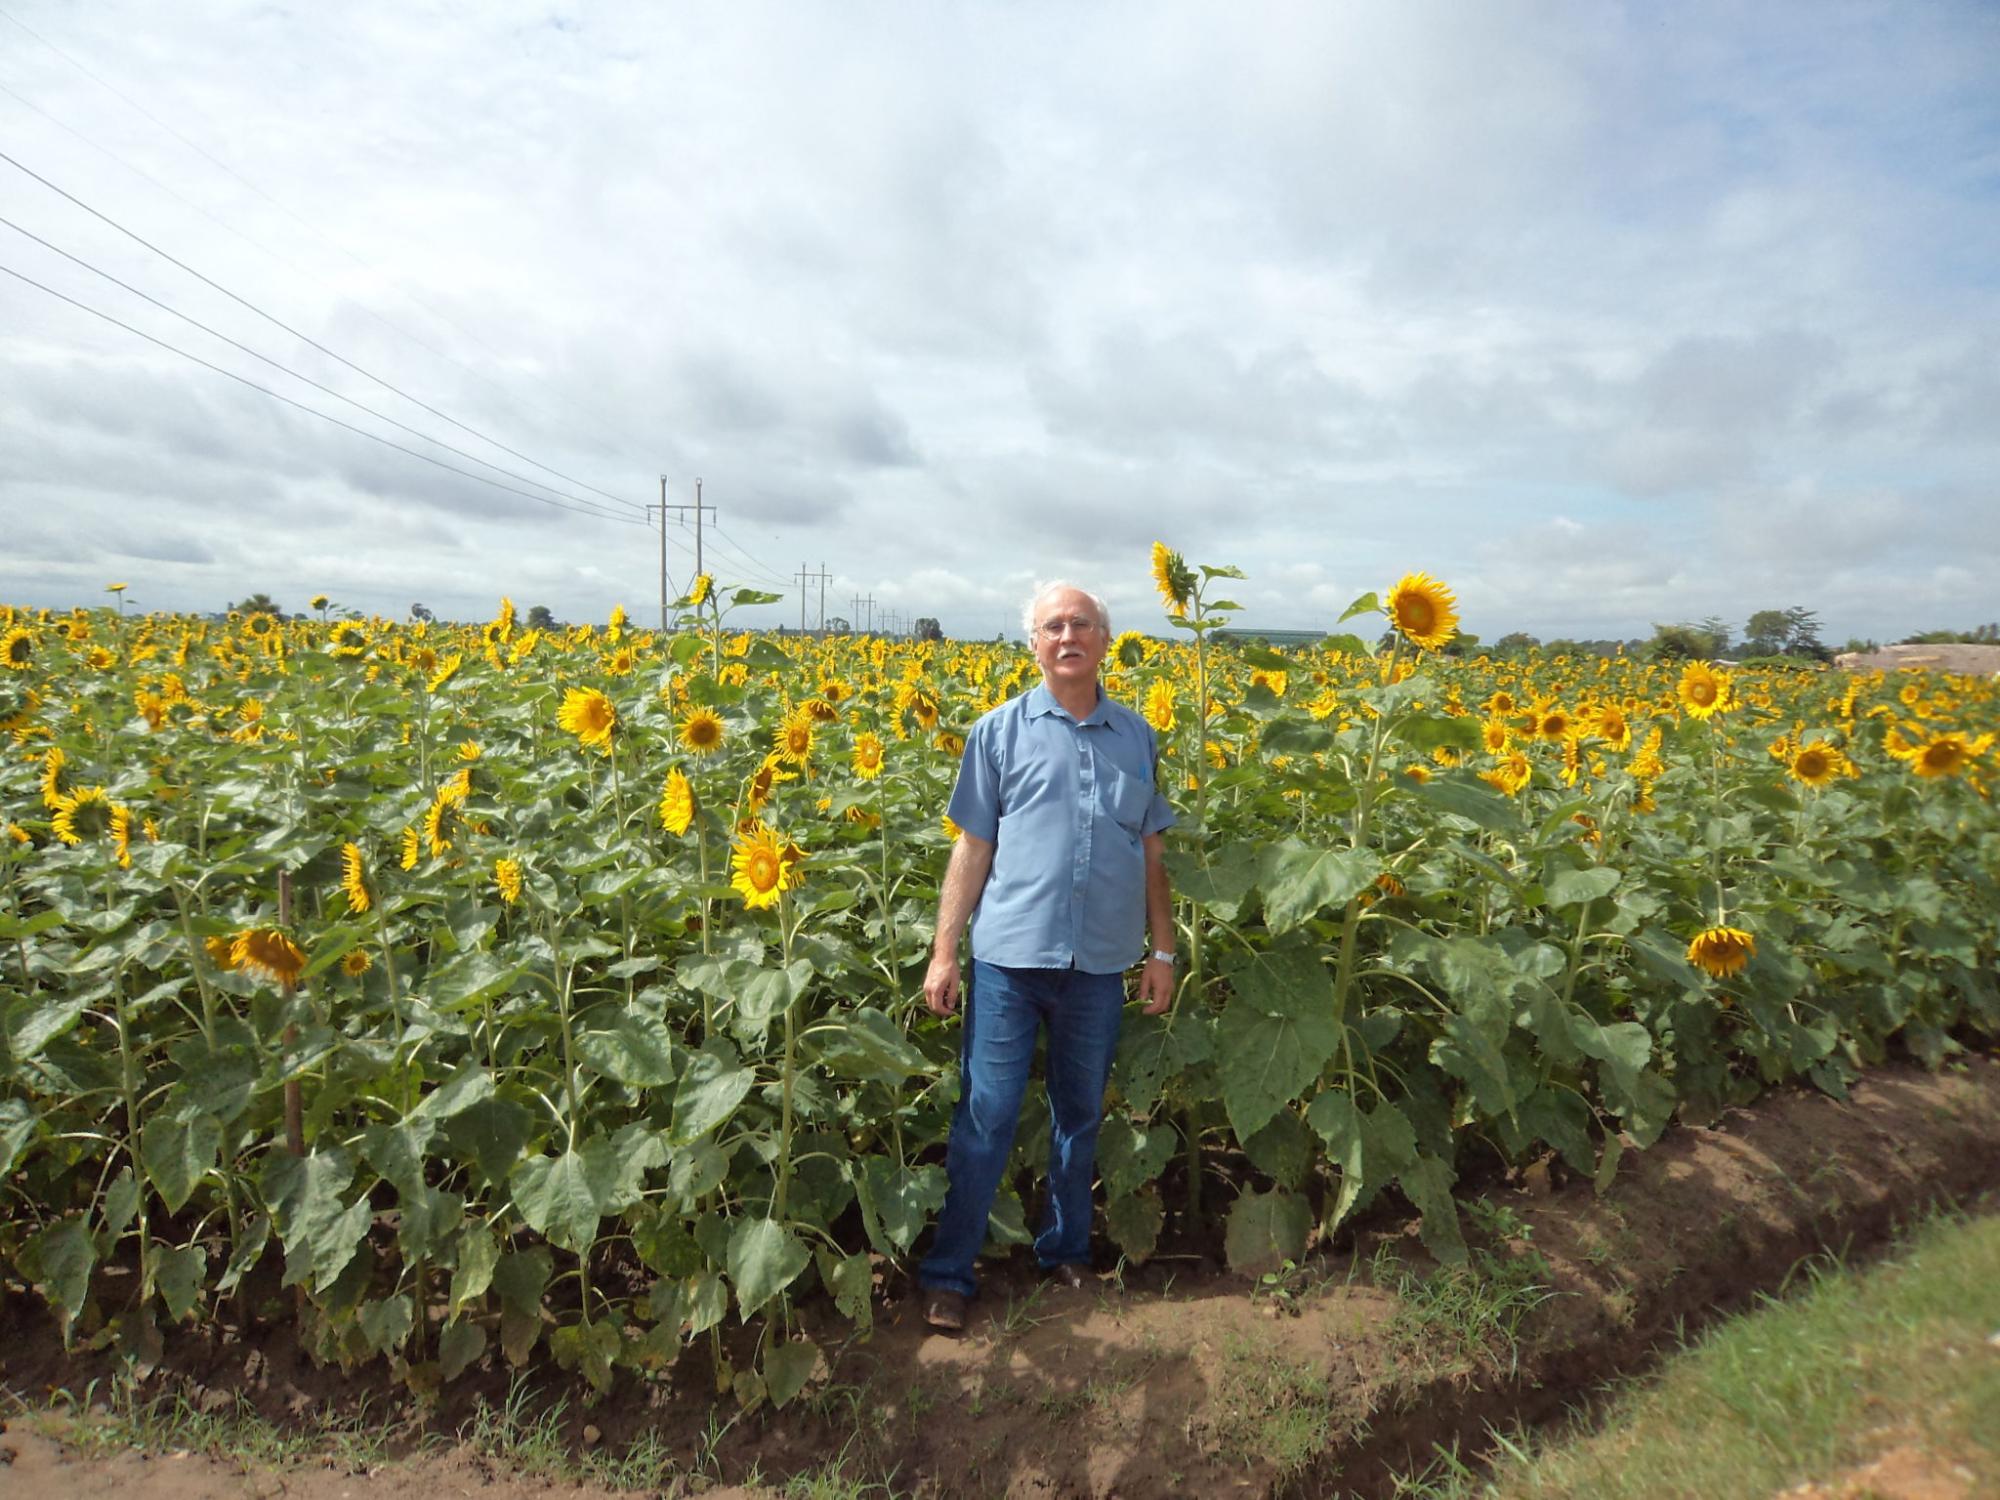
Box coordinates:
[1021,580,1111,639]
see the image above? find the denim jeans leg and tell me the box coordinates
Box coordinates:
[1033,967,1126,1270]
[918,962,1044,1298]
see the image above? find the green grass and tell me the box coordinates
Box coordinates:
[1390,1208,2000,1499]
[1208,1328,1338,1477]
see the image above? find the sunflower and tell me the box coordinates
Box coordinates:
[310,594,330,611]
[1143,679,1177,733]
[941,812,964,842]
[422,796,457,858]
[244,612,277,640]
[494,856,524,905]
[1150,542,1194,618]
[730,821,803,911]
[329,620,370,659]
[339,841,370,914]
[1676,661,1733,720]
[557,687,617,753]
[1532,702,1573,742]
[1686,925,1755,980]
[774,704,816,766]
[1481,717,1511,754]
[1590,703,1634,753]
[1385,573,1460,652]
[458,741,482,762]
[801,696,840,723]
[658,766,695,836]
[492,596,517,643]
[5,822,29,846]
[678,707,726,755]
[341,948,373,977]
[40,746,69,810]
[744,753,794,817]
[688,573,714,608]
[853,732,886,780]
[51,785,112,845]
[108,804,133,869]
[1788,742,1852,788]
[400,824,420,870]
[1250,668,1288,698]
[603,646,637,677]
[231,928,307,986]
[427,652,464,692]
[1479,751,1533,797]
[203,934,239,970]
[2,628,34,671]
[1111,629,1148,667]
[1905,729,1993,779]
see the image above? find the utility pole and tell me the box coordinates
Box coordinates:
[653,477,717,623]
[852,593,876,635]
[794,563,810,631]
[816,562,830,630]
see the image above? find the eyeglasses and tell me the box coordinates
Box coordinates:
[1036,617,1101,641]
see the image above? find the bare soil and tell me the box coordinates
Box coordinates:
[5,1055,1999,1500]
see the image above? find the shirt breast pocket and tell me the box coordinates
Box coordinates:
[1102,763,1152,836]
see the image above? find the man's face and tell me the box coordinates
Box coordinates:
[1031,588,1109,689]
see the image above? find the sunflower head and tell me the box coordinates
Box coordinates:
[232,927,307,987]
[51,785,113,845]
[658,766,696,836]
[1385,573,1460,652]
[1142,678,1176,733]
[1150,543,1195,618]
[1676,661,1734,720]
[557,687,618,752]
[730,821,804,910]
[774,704,816,765]
[853,731,886,780]
[688,574,714,608]
[494,856,524,905]
[339,841,371,914]
[678,706,726,755]
[1686,925,1755,980]
[329,620,370,659]
[2,628,36,671]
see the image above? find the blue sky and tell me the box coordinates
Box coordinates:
[2,0,1996,644]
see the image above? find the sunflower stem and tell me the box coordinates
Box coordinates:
[774,890,799,1221]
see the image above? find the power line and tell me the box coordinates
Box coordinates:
[1,260,646,526]
[0,147,649,517]
[0,6,661,471]
[0,212,637,522]
[662,515,796,593]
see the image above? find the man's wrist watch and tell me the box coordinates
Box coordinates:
[1148,949,1177,965]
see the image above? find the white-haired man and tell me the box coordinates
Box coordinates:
[917,581,1177,1332]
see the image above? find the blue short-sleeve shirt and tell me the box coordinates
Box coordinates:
[946,682,1176,974]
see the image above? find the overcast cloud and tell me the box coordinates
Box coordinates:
[2,0,1996,644]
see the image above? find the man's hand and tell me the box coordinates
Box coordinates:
[923,951,962,1016]
[1138,955,1175,1015]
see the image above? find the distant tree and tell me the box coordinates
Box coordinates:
[1902,622,1999,645]
[1781,606,1830,661]
[526,604,557,632]
[409,603,435,623]
[1841,637,1881,655]
[1492,631,1541,656]
[827,616,851,634]
[1649,621,1728,661]
[1743,609,1789,657]
[913,616,943,642]
[233,592,281,617]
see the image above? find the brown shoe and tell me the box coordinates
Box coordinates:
[1045,1262,1090,1291]
[922,1288,967,1332]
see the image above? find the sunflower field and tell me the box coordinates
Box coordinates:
[2,554,1997,1407]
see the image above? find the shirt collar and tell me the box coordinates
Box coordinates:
[1027,681,1120,729]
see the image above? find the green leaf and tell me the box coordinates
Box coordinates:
[142,1113,221,1214]
[358,1294,415,1355]
[360,1119,434,1197]
[1224,1188,1310,1276]
[576,1009,681,1086]
[100,1169,140,1240]
[1593,1133,1625,1195]
[815,1249,874,1332]
[1412,775,1519,833]
[1431,1014,1522,1119]
[10,995,86,1059]
[1399,1155,1467,1268]
[438,1318,486,1381]
[26,1218,96,1329]
[1256,840,1376,933]
[410,1066,495,1122]
[1306,1093,1415,1229]
[494,1246,553,1365]
[550,1317,621,1393]
[853,1157,948,1255]
[450,1225,500,1312]
[805,1007,928,1084]
[686,1270,729,1335]
[763,1337,819,1408]
[1242,1108,1311,1190]
[442,1095,533,1187]
[154,1241,206,1322]
[1545,865,1621,908]
[1339,591,1382,622]
[1105,1187,1164,1263]
[0,1097,37,1176]
[1318,632,1372,658]
[511,1140,622,1253]
[1097,1118,1175,1198]
[262,1148,373,1290]
[1213,1017,1340,1143]
[727,1217,810,1320]
[1391,714,1482,755]
[672,1043,754,1144]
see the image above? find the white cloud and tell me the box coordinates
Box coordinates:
[1,0,1996,647]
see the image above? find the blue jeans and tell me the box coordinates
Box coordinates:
[918,961,1126,1298]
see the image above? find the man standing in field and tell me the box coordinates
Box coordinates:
[917,580,1177,1332]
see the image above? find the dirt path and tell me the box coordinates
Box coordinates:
[7,1056,1999,1499]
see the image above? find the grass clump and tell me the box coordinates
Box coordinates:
[1391,1206,2000,1498]
[1208,1328,1337,1478]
